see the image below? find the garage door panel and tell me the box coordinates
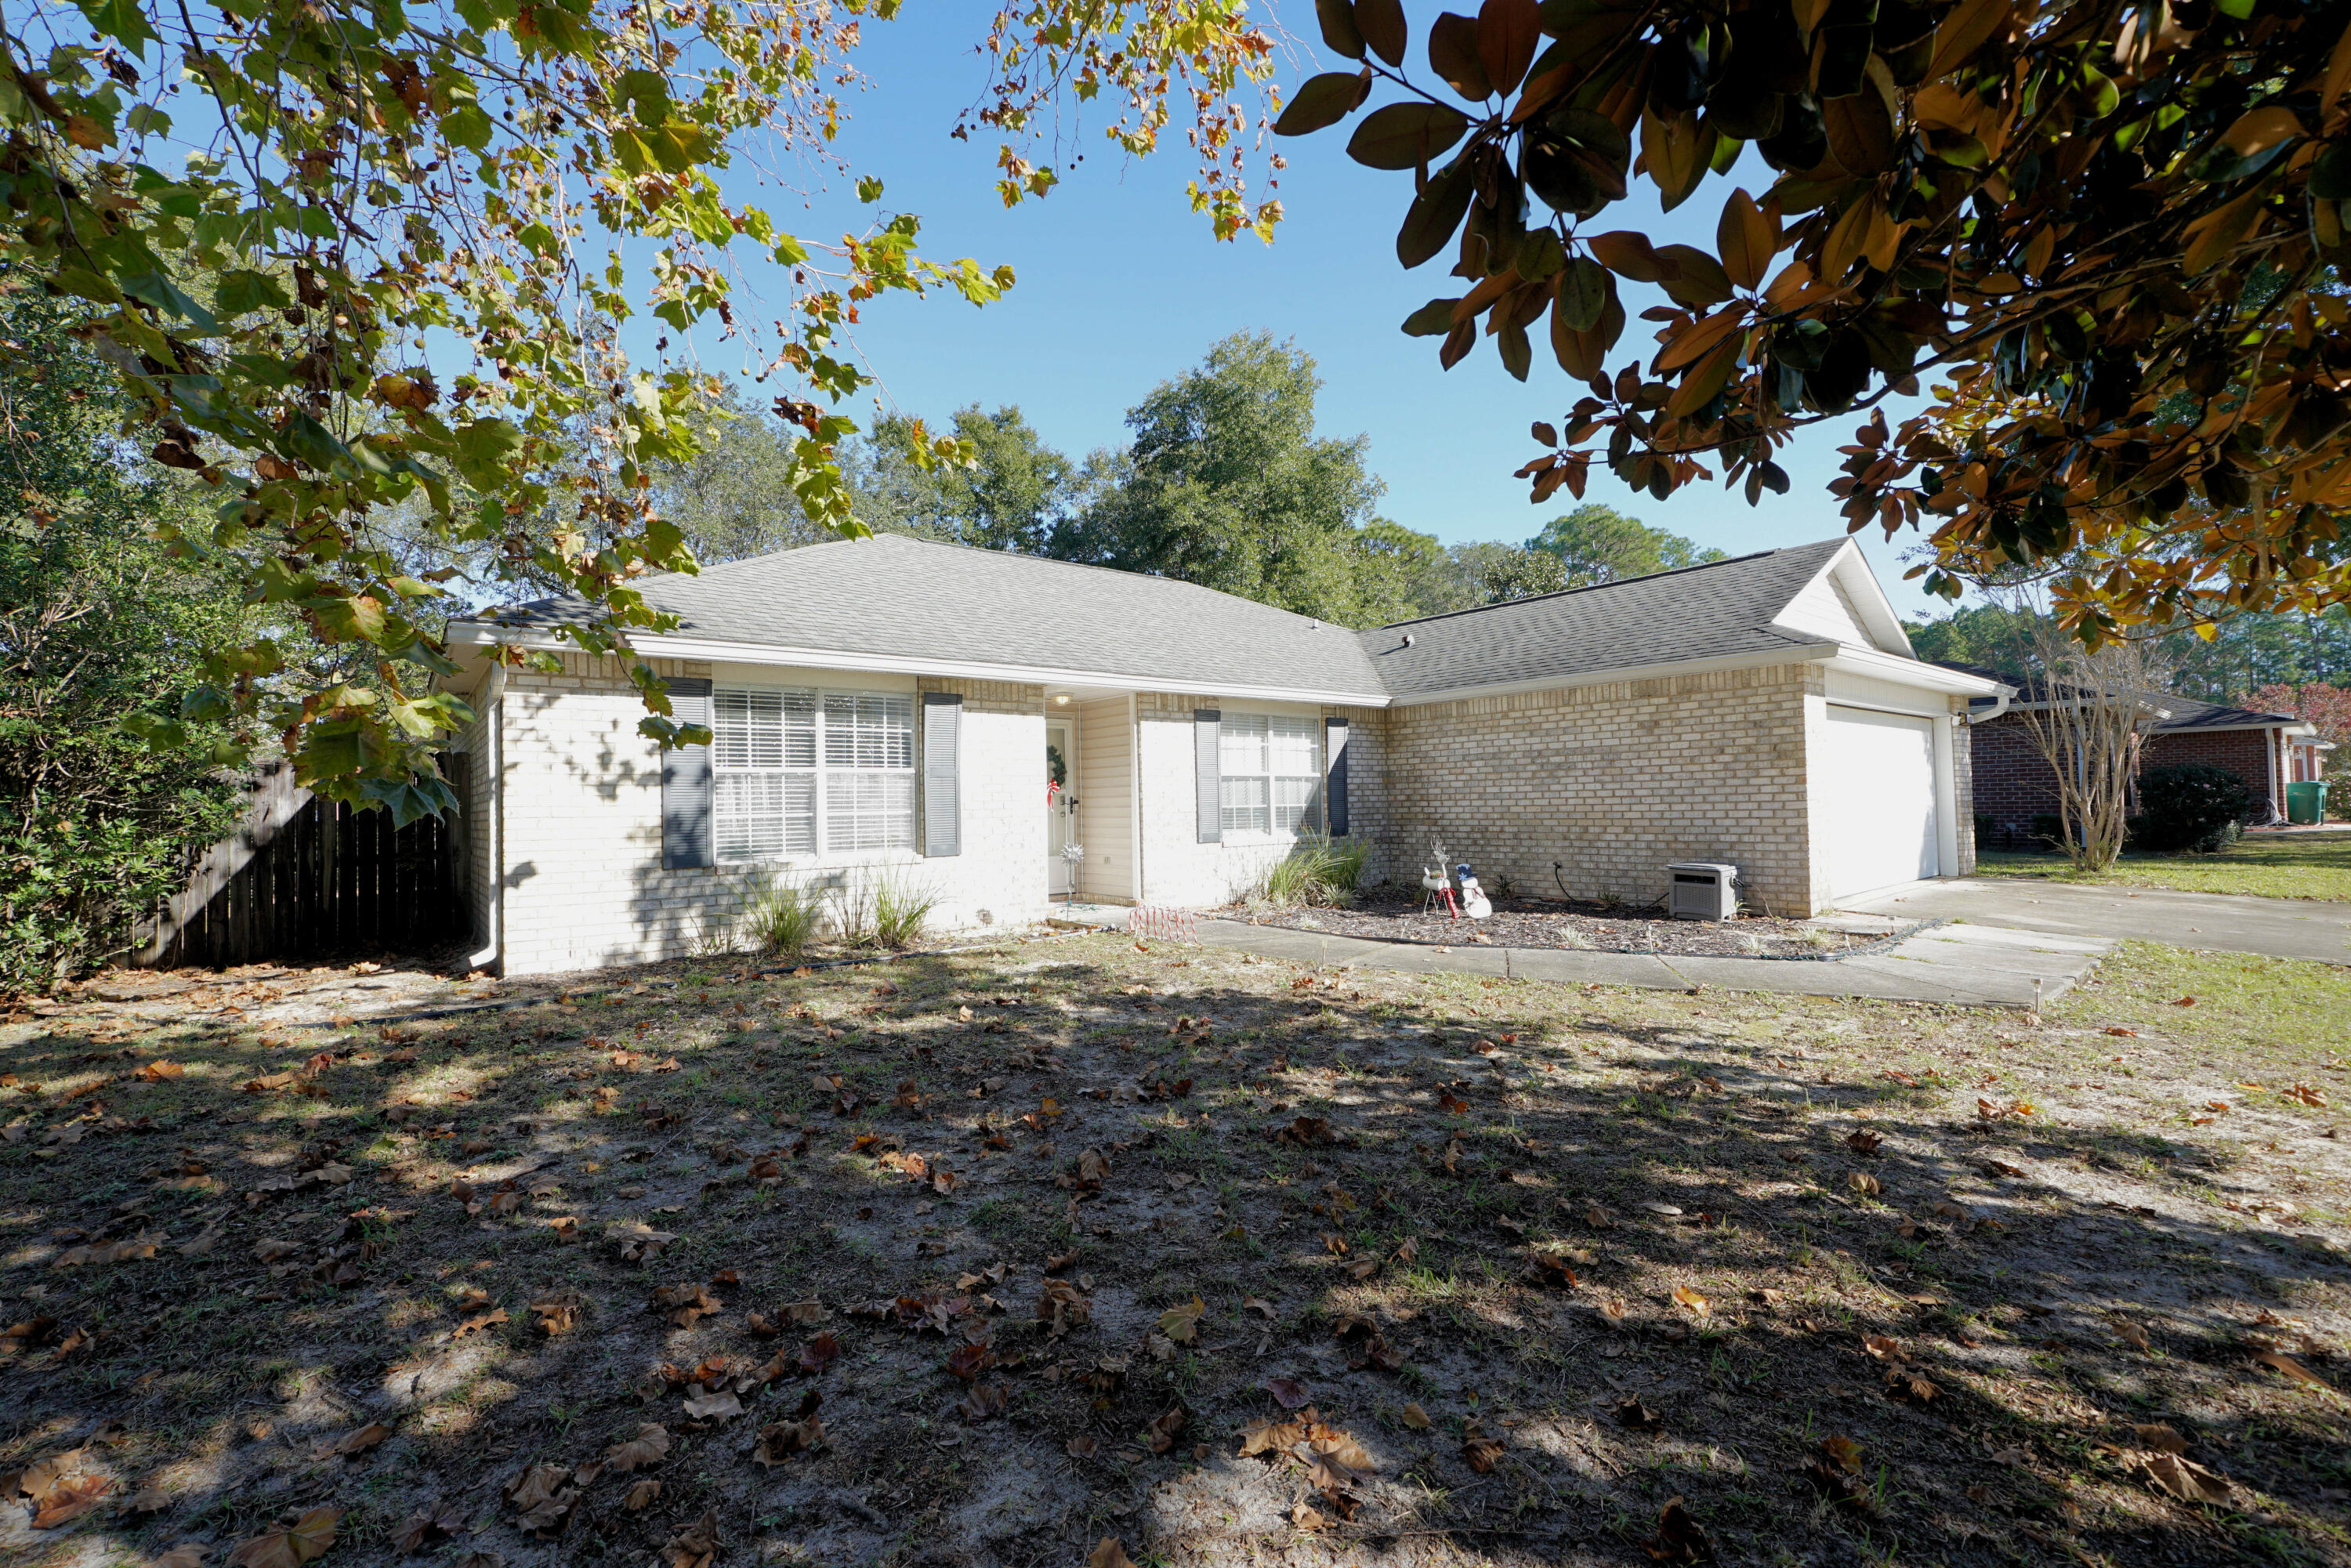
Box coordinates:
[1823,707,1938,900]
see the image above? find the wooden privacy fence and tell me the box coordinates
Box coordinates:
[133,760,468,969]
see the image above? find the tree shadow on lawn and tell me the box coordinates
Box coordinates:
[1,942,2346,1568]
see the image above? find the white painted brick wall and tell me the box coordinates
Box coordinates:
[487,657,1049,976]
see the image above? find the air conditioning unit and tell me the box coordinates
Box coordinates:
[1667,862,1739,921]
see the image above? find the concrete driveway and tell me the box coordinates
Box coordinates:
[1840,878,2351,965]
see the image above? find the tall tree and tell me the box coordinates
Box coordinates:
[1450,540,1570,604]
[1352,518,1476,622]
[0,287,267,990]
[1273,0,2351,635]
[1049,332,1389,624]
[1527,505,1725,585]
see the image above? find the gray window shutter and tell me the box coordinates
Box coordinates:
[1194,708,1222,843]
[1324,715,1349,837]
[661,677,714,871]
[923,692,962,856]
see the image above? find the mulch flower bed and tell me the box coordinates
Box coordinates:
[1233,889,1875,958]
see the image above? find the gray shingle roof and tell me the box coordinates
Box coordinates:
[1935,662,2301,730]
[461,533,1391,698]
[1356,538,1853,697]
[456,534,1888,701]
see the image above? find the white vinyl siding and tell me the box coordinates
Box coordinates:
[713,686,914,861]
[1219,712,1318,837]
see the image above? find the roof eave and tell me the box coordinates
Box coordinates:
[444,621,1393,708]
[1386,643,1842,706]
[1824,644,2009,696]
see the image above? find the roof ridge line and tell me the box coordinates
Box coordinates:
[1371,538,1839,632]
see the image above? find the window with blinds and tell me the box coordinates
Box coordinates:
[1219,712,1319,837]
[712,686,915,860]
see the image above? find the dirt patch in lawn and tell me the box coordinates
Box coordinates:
[2,936,2349,1568]
[1233,890,1886,958]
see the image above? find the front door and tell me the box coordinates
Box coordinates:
[1046,721,1074,896]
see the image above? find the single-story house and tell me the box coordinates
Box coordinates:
[441,534,2005,975]
[1946,666,2327,845]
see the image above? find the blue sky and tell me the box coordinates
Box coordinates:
[689,8,1949,620]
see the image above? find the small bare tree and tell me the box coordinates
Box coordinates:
[1994,604,2165,871]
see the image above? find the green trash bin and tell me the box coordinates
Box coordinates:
[2288,780,2328,824]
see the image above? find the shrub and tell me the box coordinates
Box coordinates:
[2030,813,2068,849]
[828,881,872,947]
[1255,836,1368,907]
[871,871,940,950]
[742,878,824,957]
[2132,764,2255,853]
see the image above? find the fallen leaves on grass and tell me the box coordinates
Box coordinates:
[1616,1396,1663,1432]
[52,1232,161,1268]
[1265,1375,1311,1409]
[605,1425,671,1472]
[227,1505,342,1568]
[651,1282,721,1329]
[394,1504,467,1552]
[24,1463,111,1529]
[1528,1251,1579,1289]
[1460,1420,1505,1472]
[1845,1129,1882,1156]
[1860,1335,1938,1402]
[1157,1295,1205,1344]
[308,1422,392,1461]
[1145,1406,1187,1454]
[1801,1435,1871,1512]
[1670,1285,1709,1317]
[752,1392,825,1465]
[450,1309,508,1341]
[1036,1278,1091,1338]
[1641,1495,1713,1563]
[658,1508,719,1568]
[2251,1349,2327,1387]
[2135,1450,2232,1505]
[1087,1541,1138,1568]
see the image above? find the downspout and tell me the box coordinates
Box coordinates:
[1962,685,2016,725]
[465,682,502,973]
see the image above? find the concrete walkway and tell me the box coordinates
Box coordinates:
[1193,918,2109,1007]
[1840,878,2351,965]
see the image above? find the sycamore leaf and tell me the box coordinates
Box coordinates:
[226,1506,341,1568]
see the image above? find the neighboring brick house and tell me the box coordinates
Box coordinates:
[1945,667,2324,846]
[440,535,2004,976]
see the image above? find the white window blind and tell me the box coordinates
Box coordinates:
[712,686,914,861]
[1219,712,1318,837]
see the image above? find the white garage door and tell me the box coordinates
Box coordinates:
[1822,706,1939,900]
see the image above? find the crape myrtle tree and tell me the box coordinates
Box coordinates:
[0,0,1280,819]
[1273,0,2351,639]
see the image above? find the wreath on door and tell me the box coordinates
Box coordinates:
[1046,743,1068,805]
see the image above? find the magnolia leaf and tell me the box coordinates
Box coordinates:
[1275,71,1371,136]
[1355,0,1407,66]
[1428,13,1491,99]
[1346,103,1471,171]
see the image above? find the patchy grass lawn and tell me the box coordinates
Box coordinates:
[1977,831,2351,901]
[2,935,2349,1568]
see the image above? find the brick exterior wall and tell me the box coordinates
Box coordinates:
[478,655,1049,977]
[1371,663,1824,917]
[1969,712,2282,846]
